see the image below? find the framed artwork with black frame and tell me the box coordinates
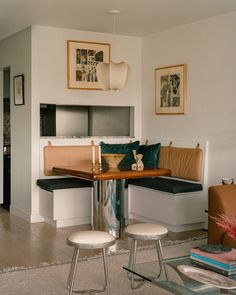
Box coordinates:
[14,74,24,105]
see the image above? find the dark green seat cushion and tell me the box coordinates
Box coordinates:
[100,141,140,169]
[127,177,203,194]
[137,143,161,169]
[37,178,93,192]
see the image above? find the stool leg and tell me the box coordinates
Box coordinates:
[67,247,77,289]
[102,248,110,295]
[68,247,80,295]
[127,237,135,280]
[156,239,168,279]
[127,238,145,290]
[67,247,109,294]
[131,239,137,289]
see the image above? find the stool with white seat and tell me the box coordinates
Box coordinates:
[66,230,115,295]
[124,223,168,289]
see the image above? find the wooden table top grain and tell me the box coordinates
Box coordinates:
[52,165,171,181]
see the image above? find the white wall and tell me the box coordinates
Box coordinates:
[142,11,236,186]
[31,26,142,220]
[0,27,32,217]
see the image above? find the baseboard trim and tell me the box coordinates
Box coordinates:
[43,216,91,228]
[10,206,45,223]
[130,213,205,233]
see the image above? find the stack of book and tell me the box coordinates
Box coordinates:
[190,247,236,276]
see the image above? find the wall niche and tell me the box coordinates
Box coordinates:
[40,104,134,138]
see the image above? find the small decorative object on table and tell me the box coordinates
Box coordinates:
[199,244,232,253]
[98,145,102,171]
[136,154,144,171]
[132,150,144,171]
[177,265,236,289]
[101,154,126,169]
[91,140,96,171]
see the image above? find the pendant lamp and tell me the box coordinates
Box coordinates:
[97,10,128,91]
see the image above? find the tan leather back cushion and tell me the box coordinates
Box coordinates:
[44,145,99,176]
[158,146,203,181]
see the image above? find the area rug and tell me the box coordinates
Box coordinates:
[0,238,206,295]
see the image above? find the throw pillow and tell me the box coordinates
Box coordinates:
[100,141,140,168]
[137,143,161,169]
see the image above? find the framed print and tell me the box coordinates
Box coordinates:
[155,64,187,114]
[67,40,110,90]
[14,75,24,105]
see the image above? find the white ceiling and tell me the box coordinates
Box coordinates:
[1,0,236,41]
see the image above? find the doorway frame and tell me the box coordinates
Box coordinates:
[0,70,3,204]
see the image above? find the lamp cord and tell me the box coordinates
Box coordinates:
[112,14,117,58]
[113,14,116,36]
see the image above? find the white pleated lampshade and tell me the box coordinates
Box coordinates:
[97,61,128,90]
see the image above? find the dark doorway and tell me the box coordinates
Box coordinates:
[2,68,11,210]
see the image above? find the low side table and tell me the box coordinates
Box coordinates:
[124,256,236,294]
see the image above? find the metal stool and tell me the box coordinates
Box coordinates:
[124,223,168,289]
[66,230,115,295]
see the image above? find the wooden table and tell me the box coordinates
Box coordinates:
[53,164,171,237]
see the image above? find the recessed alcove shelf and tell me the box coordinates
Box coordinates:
[40,104,134,138]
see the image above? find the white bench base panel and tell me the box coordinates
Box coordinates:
[128,185,207,233]
[39,187,92,228]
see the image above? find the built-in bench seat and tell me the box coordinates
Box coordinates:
[38,142,100,228]
[38,176,93,228]
[38,139,138,228]
[38,139,208,231]
[128,140,208,232]
[37,177,92,191]
[127,177,203,194]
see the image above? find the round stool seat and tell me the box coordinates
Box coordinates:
[125,223,168,240]
[67,230,116,249]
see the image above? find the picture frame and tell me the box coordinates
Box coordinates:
[14,75,24,105]
[67,40,110,90]
[155,64,187,114]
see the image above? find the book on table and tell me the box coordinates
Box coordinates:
[190,247,236,276]
[190,257,236,276]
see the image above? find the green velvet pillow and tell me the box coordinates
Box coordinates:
[137,143,161,169]
[100,141,140,168]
